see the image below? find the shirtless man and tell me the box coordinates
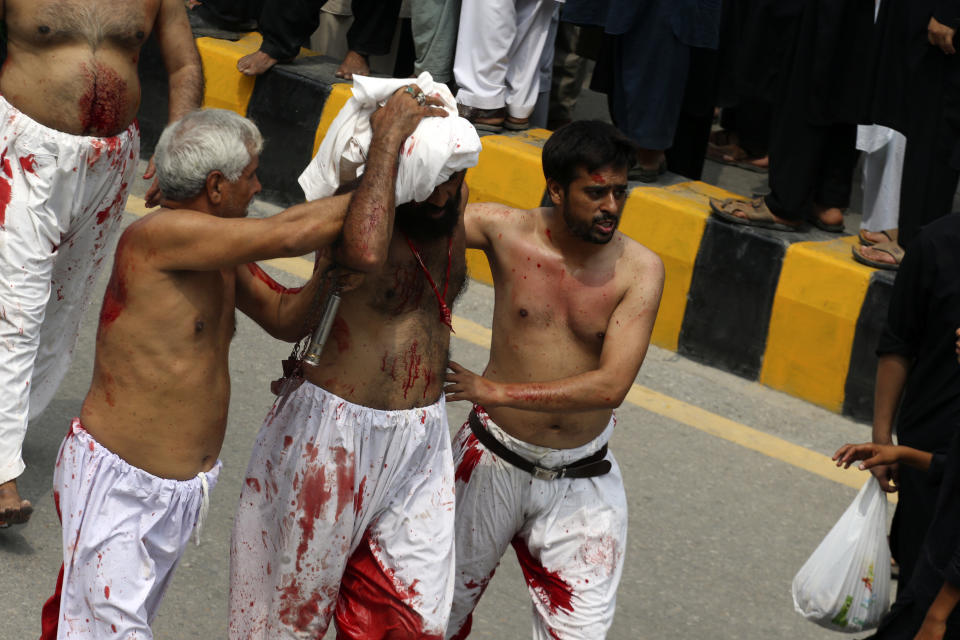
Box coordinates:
[229,96,480,638]
[443,120,665,639]
[39,97,438,639]
[0,0,203,527]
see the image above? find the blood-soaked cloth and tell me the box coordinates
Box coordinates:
[446,406,627,640]
[229,382,455,639]
[0,94,138,488]
[40,418,221,639]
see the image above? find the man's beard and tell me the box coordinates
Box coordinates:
[395,188,461,239]
[562,208,619,245]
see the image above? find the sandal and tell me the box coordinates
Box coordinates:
[503,116,530,131]
[851,241,904,271]
[457,104,506,133]
[705,143,769,173]
[709,197,802,232]
[630,159,667,183]
[858,229,897,246]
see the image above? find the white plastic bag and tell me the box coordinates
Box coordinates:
[791,476,891,632]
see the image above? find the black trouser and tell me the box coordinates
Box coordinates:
[897,46,960,249]
[198,0,400,61]
[719,99,772,158]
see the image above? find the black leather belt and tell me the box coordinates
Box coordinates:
[468,410,612,480]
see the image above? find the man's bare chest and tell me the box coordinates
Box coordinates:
[367,234,466,321]
[9,0,153,49]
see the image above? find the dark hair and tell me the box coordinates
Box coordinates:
[542,120,637,189]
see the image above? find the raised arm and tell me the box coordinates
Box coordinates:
[446,251,665,411]
[335,87,448,271]
[132,192,353,272]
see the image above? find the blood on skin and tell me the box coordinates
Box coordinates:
[77,62,128,136]
[590,173,606,184]
[455,433,483,483]
[511,536,575,616]
[335,534,442,639]
[401,341,423,399]
[331,317,350,353]
[99,268,127,329]
[247,263,304,294]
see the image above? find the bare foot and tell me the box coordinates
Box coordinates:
[237,50,278,76]
[0,479,33,526]
[637,148,664,171]
[335,50,369,80]
[813,205,844,228]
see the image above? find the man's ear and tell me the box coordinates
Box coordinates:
[546,178,565,207]
[206,171,224,204]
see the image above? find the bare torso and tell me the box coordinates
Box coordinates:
[1,0,159,136]
[303,222,466,410]
[80,212,236,480]
[482,206,641,448]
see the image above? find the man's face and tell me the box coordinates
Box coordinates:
[396,170,466,239]
[553,165,628,244]
[221,154,262,218]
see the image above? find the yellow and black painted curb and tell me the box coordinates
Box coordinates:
[136,31,894,422]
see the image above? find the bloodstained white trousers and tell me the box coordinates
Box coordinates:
[230,383,456,639]
[41,419,221,639]
[0,95,138,486]
[446,407,627,640]
[454,0,557,119]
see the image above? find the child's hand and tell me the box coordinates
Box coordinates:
[832,442,902,470]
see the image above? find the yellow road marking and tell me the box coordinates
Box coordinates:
[124,196,880,497]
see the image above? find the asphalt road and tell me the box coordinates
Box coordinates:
[2,177,886,640]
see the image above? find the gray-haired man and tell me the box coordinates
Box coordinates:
[39,94,442,639]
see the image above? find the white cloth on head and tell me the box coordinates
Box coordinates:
[298,72,482,205]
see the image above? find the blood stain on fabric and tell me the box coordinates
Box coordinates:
[455,433,483,483]
[104,586,110,599]
[282,435,293,450]
[19,154,36,174]
[354,476,367,515]
[245,478,261,493]
[294,464,333,571]
[511,536,575,615]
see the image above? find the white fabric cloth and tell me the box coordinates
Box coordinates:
[298,72,481,205]
[446,407,627,640]
[454,0,557,118]
[230,383,456,639]
[43,419,221,639]
[857,125,905,233]
[0,96,138,486]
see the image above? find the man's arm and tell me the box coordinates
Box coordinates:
[833,442,933,472]
[446,251,665,410]
[235,260,330,342]
[914,581,960,640]
[134,193,353,272]
[143,0,205,204]
[870,354,911,491]
[335,89,448,271]
[154,0,204,126]
[463,202,511,251]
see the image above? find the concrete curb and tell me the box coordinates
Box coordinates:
[136,31,892,422]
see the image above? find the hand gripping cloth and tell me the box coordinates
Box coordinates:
[298,71,482,204]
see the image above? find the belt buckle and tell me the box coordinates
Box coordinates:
[532,466,559,481]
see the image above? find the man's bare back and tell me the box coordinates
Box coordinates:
[304,178,468,410]
[1,0,198,136]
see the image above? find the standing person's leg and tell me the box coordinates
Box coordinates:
[445,416,527,639]
[453,0,516,129]
[334,404,455,639]
[547,22,589,130]
[528,4,560,130]
[237,0,325,75]
[810,121,858,232]
[337,0,403,79]
[502,0,557,126]
[855,127,904,269]
[608,12,690,180]
[762,94,826,224]
[411,0,461,84]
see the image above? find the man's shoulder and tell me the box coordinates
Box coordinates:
[614,234,664,283]
[466,200,536,222]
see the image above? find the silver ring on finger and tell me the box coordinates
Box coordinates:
[415,91,426,107]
